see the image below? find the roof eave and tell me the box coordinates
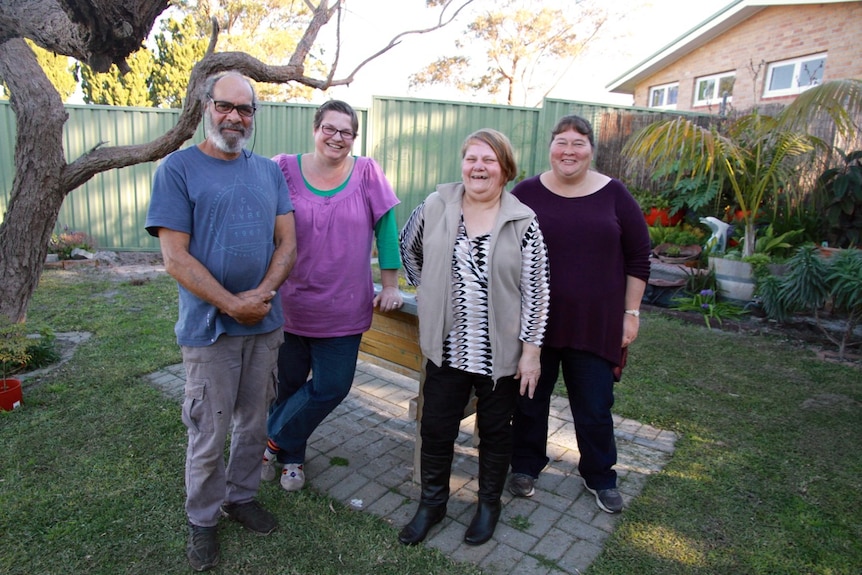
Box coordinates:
[606,1,765,94]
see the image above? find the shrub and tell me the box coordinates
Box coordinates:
[48,227,96,260]
[0,319,59,381]
[758,245,862,359]
[648,222,707,248]
[816,148,862,249]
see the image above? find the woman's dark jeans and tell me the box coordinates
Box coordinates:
[511,347,617,490]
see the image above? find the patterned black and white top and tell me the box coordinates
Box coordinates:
[401,209,549,377]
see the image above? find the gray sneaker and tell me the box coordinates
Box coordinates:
[187,524,219,572]
[507,473,536,497]
[261,449,279,482]
[583,480,623,513]
[221,500,278,534]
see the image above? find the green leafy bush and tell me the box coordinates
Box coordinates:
[758,245,862,358]
[48,227,96,260]
[0,319,58,381]
[0,318,31,382]
[816,148,862,248]
[648,222,706,248]
[672,288,748,329]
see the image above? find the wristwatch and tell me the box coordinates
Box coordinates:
[624,309,640,317]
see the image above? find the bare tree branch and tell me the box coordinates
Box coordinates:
[326,0,477,89]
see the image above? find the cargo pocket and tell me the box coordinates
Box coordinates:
[182,378,214,433]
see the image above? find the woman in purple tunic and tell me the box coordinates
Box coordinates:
[261,100,403,493]
[507,115,651,513]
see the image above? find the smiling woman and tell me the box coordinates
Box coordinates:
[263,99,403,495]
[398,128,550,546]
[507,114,651,513]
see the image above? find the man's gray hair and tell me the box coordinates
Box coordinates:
[201,71,257,106]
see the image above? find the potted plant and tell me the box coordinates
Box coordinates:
[650,224,706,265]
[0,317,31,411]
[703,225,804,302]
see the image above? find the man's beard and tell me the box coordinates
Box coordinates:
[205,111,253,154]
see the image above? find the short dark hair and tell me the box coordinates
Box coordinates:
[550,115,595,148]
[461,129,518,183]
[314,100,359,134]
[201,71,257,107]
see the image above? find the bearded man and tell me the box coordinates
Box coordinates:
[145,71,297,572]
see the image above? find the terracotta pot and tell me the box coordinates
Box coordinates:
[0,377,23,411]
[653,243,702,264]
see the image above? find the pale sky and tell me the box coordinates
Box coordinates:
[82,0,728,108]
[317,0,730,107]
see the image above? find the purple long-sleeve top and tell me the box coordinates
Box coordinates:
[512,176,651,366]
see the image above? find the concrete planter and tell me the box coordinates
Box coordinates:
[708,256,755,303]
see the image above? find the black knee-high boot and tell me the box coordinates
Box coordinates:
[464,449,510,545]
[398,450,452,545]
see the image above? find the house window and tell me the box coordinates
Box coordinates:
[649,83,679,109]
[693,72,735,107]
[764,53,826,97]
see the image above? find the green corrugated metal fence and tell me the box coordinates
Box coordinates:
[2,97,658,250]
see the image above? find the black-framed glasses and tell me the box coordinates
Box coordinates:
[208,95,256,118]
[320,124,356,141]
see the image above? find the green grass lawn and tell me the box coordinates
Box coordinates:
[1,267,860,574]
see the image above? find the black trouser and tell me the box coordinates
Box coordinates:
[420,360,517,497]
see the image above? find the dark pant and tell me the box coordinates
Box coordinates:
[266,332,362,464]
[420,360,517,464]
[511,347,617,490]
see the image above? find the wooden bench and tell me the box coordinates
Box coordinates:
[359,286,478,482]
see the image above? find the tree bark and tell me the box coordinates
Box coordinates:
[0,0,168,72]
[0,39,69,322]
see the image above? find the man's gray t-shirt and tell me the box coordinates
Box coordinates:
[146,145,293,346]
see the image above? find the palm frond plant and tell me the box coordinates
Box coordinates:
[623,79,862,259]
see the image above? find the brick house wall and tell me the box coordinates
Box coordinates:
[633,3,862,112]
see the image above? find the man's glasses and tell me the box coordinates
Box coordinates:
[208,96,256,118]
[320,124,356,141]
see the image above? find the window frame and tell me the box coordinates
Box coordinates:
[763,53,827,98]
[693,72,735,108]
[648,82,679,109]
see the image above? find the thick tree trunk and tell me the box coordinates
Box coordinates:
[0,39,69,322]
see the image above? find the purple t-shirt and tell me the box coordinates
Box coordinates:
[512,176,650,365]
[273,154,399,337]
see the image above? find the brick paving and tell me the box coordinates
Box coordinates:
[147,360,677,575]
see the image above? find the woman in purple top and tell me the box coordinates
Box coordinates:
[261,100,403,493]
[507,115,651,513]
